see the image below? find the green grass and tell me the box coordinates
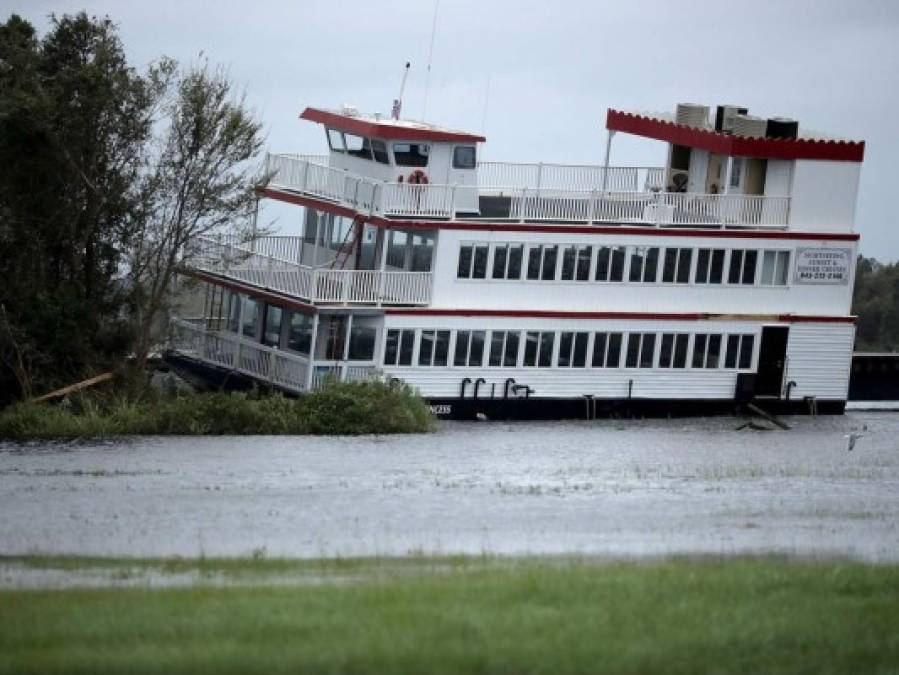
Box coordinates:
[0,379,433,439]
[1,556,898,674]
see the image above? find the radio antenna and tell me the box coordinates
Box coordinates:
[422,0,440,121]
[392,62,411,120]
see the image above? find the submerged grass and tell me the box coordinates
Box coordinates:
[0,556,897,674]
[0,380,433,439]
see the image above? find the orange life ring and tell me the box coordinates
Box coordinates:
[407,170,429,185]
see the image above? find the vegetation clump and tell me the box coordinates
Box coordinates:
[0,380,433,439]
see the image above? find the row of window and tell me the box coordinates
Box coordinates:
[384,329,756,371]
[457,243,791,287]
[326,127,477,169]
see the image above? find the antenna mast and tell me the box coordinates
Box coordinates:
[392,62,411,120]
[422,0,440,121]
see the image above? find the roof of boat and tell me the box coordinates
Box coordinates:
[606,108,865,162]
[301,107,487,143]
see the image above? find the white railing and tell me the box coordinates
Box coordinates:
[379,183,455,218]
[189,236,432,305]
[171,319,384,393]
[171,318,311,393]
[311,363,382,390]
[263,153,790,228]
[477,162,664,193]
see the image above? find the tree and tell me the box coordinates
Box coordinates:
[126,62,263,366]
[0,13,264,404]
[0,12,158,401]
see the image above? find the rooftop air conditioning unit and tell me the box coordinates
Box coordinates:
[675,103,710,129]
[342,104,360,117]
[732,114,768,138]
[715,104,748,133]
[766,117,799,139]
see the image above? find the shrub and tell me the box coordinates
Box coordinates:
[0,380,433,440]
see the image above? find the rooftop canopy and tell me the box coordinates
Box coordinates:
[301,107,486,144]
[606,109,865,162]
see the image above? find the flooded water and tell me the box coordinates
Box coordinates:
[1,413,898,562]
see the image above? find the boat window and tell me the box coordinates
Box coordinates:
[418,330,450,366]
[327,129,345,153]
[728,250,758,285]
[760,250,790,286]
[625,333,656,368]
[725,334,755,369]
[693,333,724,368]
[453,145,477,169]
[662,248,693,284]
[393,143,429,167]
[262,305,283,347]
[348,324,377,361]
[558,332,589,367]
[411,233,435,272]
[388,230,409,269]
[226,293,241,333]
[286,312,313,355]
[659,333,689,368]
[541,246,558,281]
[629,247,659,283]
[595,246,626,282]
[454,330,486,367]
[456,243,489,279]
[592,332,623,368]
[371,139,390,164]
[526,244,558,281]
[489,243,524,280]
[241,297,260,339]
[489,331,520,367]
[523,331,555,367]
[695,249,725,284]
[344,133,372,160]
[730,158,743,188]
[384,329,415,366]
[561,246,591,281]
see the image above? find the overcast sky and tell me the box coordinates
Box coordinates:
[4,0,898,259]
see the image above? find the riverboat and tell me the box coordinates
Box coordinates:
[169,101,865,418]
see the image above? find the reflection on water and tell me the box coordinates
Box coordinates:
[1,413,897,561]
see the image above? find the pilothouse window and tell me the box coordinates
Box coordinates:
[453,145,476,169]
[393,143,430,167]
[344,133,371,160]
[327,129,345,153]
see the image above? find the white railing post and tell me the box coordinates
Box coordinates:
[519,187,527,223]
[450,183,457,218]
[300,159,309,193]
[588,190,596,225]
[536,162,543,191]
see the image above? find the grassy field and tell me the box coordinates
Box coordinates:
[1,556,898,674]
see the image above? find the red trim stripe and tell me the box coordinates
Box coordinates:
[300,107,486,143]
[385,308,857,324]
[606,109,865,162]
[260,187,860,242]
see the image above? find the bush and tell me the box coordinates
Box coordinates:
[0,381,433,440]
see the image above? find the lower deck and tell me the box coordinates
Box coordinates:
[169,280,855,415]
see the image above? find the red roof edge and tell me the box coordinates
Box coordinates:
[300,107,486,143]
[606,109,864,162]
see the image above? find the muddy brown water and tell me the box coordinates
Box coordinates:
[1,413,897,561]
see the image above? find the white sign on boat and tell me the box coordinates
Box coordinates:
[794,247,852,285]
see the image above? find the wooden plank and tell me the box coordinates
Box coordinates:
[746,402,791,430]
[31,372,114,403]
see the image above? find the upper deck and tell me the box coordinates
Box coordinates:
[263,153,790,229]
[260,101,865,233]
